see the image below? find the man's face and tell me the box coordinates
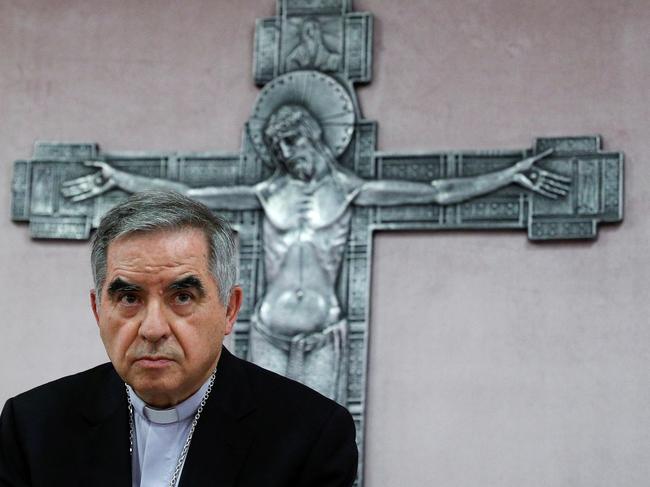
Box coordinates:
[91,228,242,408]
[274,130,319,182]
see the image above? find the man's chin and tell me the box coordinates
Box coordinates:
[129,374,181,406]
[126,361,179,391]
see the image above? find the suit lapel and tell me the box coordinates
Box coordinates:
[179,348,258,487]
[71,350,255,486]
[78,365,132,486]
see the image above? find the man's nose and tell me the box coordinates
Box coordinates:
[138,299,170,343]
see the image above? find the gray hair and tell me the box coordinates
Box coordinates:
[91,190,238,304]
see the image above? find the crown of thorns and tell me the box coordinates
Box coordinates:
[264,109,305,139]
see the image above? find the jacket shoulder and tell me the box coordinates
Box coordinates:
[218,352,358,484]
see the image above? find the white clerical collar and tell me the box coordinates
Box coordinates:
[127,376,212,425]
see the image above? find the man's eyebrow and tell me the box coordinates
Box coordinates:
[107,278,143,297]
[168,275,206,297]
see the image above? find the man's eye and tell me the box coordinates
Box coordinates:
[174,293,193,305]
[119,294,139,306]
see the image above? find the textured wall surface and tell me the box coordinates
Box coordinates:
[1,1,649,485]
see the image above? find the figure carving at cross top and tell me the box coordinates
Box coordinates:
[286,18,341,72]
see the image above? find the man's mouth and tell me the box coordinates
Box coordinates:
[134,356,174,368]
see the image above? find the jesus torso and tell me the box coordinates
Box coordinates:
[254,173,361,335]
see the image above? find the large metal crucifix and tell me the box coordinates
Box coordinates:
[10,1,623,484]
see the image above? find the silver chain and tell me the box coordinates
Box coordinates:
[125,369,217,487]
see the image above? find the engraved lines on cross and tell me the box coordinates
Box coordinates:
[371,151,566,229]
[574,155,621,218]
[532,152,621,220]
[226,208,265,361]
[350,121,376,177]
[281,0,349,17]
[603,158,621,215]
[456,153,528,227]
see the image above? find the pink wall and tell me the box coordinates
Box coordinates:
[1,1,649,485]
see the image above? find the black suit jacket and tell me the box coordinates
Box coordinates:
[0,348,358,486]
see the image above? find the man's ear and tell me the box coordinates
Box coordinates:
[224,286,243,336]
[90,289,100,326]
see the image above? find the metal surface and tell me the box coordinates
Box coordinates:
[10,1,624,485]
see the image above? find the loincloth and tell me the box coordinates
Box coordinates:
[251,313,348,388]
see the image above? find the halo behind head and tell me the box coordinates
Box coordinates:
[247,71,356,167]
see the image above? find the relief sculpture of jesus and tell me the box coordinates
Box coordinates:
[62,71,569,402]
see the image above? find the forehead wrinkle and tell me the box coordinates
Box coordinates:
[104,228,213,288]
[107,229,208,261]
[108,248,205,270]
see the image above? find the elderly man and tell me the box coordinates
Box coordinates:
[0,191,358,486]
